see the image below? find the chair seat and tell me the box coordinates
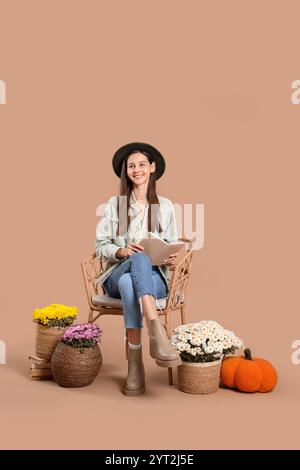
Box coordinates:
[92,294,168,310]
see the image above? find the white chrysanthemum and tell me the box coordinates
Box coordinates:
[192,325,201,331]
[199,327,208,335]
[199,335,207,344]
[176,341,187,352]
[233,338,243,348]
[190,335,202,346]
[177,332,189,342]
[171,321,243,360]
[214,342,224,353]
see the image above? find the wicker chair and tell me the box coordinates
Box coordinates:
[81,243,193,385]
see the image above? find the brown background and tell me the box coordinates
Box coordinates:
[1,0,300,449]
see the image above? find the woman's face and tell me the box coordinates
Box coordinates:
[126,152,156,186]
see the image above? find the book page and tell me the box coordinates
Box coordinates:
[139,236,185,265]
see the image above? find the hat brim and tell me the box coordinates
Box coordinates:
[112,142,166,180]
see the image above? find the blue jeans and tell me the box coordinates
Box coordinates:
[103,252,168,329]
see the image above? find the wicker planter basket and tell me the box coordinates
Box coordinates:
[36,324,66,360]
[51,342,102,387]
[177,359,221,394]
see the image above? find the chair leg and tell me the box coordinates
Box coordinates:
[168,367,173,385]
[165,312,171,338]
[164,313,174,385]
[180,306,186,325]
[88,310,94,322]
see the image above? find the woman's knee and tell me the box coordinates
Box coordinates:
[130,251,151,265]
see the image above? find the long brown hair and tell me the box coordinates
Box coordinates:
[116,150,162,237]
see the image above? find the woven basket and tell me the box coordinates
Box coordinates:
[36,324,66,360]
[51,342,102,387]
[177,359,221,394]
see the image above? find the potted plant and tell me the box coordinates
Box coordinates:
[33,303,78,360]
[51,323,103,387]
[171,321,244,394]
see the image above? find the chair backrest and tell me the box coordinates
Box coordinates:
[81,243,194,312]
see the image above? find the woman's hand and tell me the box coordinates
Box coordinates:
[116,244,144,259]
[162,252,180,267]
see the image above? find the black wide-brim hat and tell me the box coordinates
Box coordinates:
[112,142,166,180]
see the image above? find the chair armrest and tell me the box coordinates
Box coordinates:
[81,253,106,310]
[165,249,193,310]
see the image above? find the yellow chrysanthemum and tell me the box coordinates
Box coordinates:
[33,303,78,325]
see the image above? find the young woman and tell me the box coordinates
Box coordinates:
[95,142,182,396]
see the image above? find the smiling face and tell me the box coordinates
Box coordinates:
[126,152,156,186]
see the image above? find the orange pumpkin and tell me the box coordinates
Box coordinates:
[220,348,278,393]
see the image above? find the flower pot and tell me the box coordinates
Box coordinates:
[177,359,221,394]
[51,342,103,387]
[36,324,66,360]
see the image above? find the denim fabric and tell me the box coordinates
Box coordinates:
[103,252,168,329]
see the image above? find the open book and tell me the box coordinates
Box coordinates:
[139,232,186,266]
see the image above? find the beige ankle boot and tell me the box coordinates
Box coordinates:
[122,345,145,396]
[146,318,182,367]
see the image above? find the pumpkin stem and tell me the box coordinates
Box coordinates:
[244,348,252,360]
